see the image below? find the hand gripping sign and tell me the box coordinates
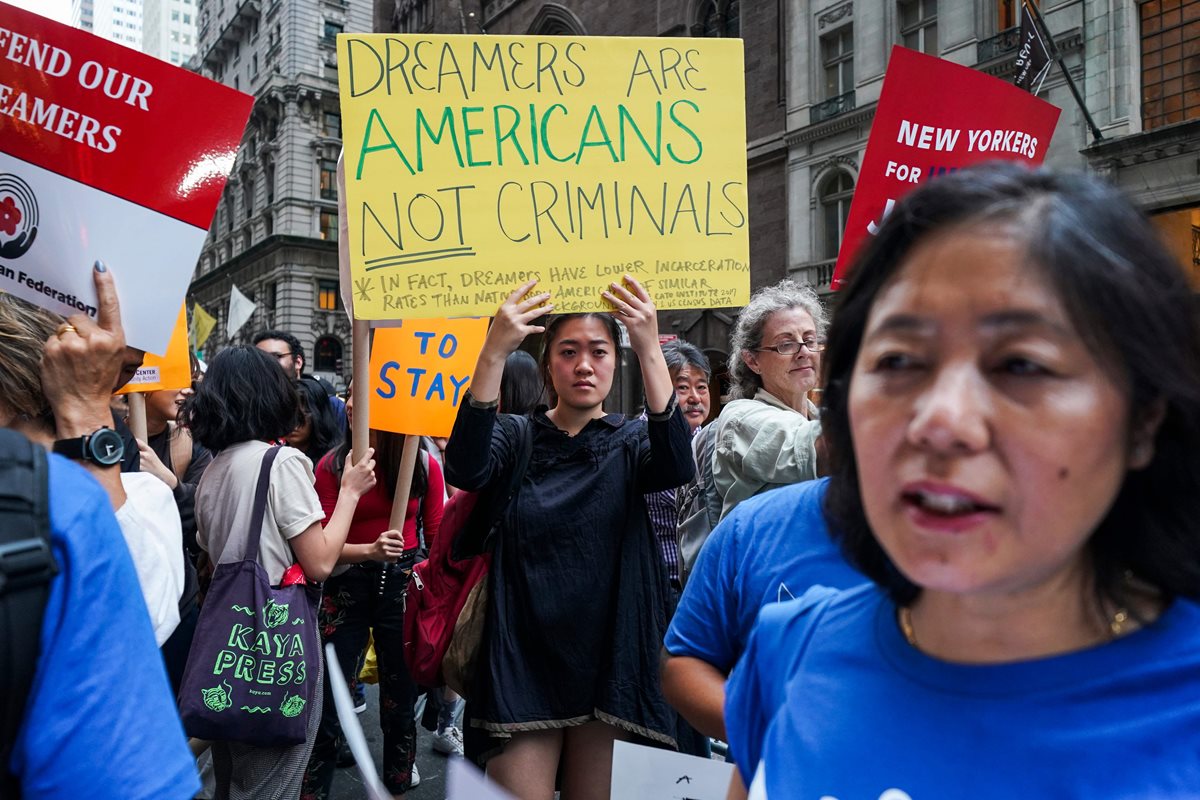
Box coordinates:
[830,46,1061,289]
[337,34,750,320]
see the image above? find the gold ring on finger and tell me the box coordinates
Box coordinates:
[56,323,78,338]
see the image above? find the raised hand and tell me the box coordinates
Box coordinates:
[341,446,378,500]
[41,261,129,432]
[483,280,553,360]
[602,274,659,358]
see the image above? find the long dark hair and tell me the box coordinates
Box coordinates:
[537,313,623,406]
[500,350,546,414]
[327,428,428,501]
[821,162,1200,608]
[181,346,300,451]
[294,377,341,463]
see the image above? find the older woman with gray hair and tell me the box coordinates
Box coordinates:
[712,279,826,519]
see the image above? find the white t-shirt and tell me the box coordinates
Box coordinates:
[116,471,185,646]
[195,441,324,585]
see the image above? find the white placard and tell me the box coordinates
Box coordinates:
[610,741,735,800]
[447,757,517,800]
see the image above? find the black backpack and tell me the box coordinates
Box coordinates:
[0,429,58,798]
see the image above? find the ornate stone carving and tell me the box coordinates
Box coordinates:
[817,3,852,29]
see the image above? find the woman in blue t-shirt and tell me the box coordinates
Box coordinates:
[725,163,1200,799]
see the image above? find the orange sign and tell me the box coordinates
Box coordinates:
[368,318,490,437]
[117,305,191,394]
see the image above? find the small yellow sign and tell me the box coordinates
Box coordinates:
[338,34,750,320]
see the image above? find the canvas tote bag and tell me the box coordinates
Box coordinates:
[179,446,320,746]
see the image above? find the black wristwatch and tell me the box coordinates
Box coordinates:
[52,427,125,467]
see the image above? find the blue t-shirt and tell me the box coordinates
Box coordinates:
[664,478,864,672]
[10,455,200,800]
[726,584,1200,798]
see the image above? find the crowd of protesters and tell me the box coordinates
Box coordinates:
[5,163,1200,800]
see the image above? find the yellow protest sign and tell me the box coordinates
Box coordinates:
[118,305,191,394]
[368,318,490,437]
[338,35,749,320]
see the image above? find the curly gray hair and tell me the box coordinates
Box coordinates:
[728,279,827,399]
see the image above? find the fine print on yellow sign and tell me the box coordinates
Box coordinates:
[368,318,490,438]
[338,35,750,320]
[117,304,191,394]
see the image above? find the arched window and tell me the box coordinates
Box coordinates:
[527,4,586,36]
[819,170,854,260]
[313,335,343,373]
[696,0,739,38]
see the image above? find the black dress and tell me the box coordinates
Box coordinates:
[444,394,695,747]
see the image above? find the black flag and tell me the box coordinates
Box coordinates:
[1014,0,1052,94]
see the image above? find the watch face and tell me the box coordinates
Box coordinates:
[88,428,125,466]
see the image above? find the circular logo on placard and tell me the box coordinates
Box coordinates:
[0,173,39,260]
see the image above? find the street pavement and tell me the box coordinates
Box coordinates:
[329,684,451,800]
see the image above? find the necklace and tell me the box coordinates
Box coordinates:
[897,604,1131,649]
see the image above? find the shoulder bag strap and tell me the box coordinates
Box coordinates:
[243,446,282,564]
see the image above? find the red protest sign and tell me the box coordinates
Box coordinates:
[831,46,1061,289]
[0,2,253,352]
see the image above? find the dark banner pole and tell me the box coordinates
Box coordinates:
[1024,0,1104,142]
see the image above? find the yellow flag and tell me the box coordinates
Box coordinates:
[191,302,217,350]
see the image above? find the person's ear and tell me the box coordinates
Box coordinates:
[741,350,762,376]
[1128,398,1167,470]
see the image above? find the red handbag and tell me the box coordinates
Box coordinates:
[402,417,532,694]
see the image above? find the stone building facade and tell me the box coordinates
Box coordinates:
[784,0,1200,290]
[188,0,371,386]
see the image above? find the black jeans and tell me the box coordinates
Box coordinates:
[303,558,418,798]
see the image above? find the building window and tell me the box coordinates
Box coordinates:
[171,9,179,20]
[997,0,1018,31]
[899,0,937,54]
[320,210,338,241]
[821,26,854,99]
[323,21,343,46]
[1141,0,1200,131]
[319,159,337,200]
[323,110,341,138]
[696,0,740,37]
[397,0,431,33]
[242,174,254,216]
[819,170,854,259]
[265,280,278,310]
[317,280,341,311]
[264,159,275,204]
[314,335,343,372]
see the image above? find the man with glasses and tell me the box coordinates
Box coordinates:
[253,330,347,431]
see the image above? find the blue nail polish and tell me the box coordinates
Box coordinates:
[94,260,107,273]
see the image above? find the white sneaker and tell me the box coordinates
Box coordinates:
[410,762,421,788]
[432,726,465,757]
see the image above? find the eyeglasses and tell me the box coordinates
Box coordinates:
[754,340,825,355]
[266,351,293,360]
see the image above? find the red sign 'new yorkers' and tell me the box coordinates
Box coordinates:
[831,46,1061,289]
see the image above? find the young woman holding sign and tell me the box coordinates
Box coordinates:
[444,275,694,800]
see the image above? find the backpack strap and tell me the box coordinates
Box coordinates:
[0,429,57,797]
[243,446,282,564]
